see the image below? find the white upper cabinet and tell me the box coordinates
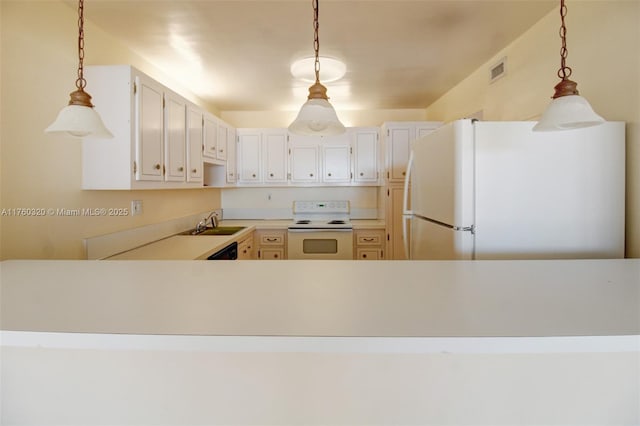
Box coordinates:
[82,65,221,190]
[289,135,319,184]
[322,144,351,183]
[386,125,412,182]
[382,122,442,183]
[237,130,262,183]
[186,106,203,183]
[237,129,288,185]
[135,75,164,182]
[202,113,218,161]
[263,130,288,184]
[217,122,228,161]
[226,127,237,184]
[202,114,238,188]
[351,128,379,184]
[164,90,187,182]
[232,128,382,187]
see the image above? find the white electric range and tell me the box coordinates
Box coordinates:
[287,201,353,259]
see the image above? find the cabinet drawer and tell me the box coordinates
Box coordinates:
[258,232,285,245]
[356,248,382,260]
[355,230,385,246]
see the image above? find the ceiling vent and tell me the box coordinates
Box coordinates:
[489,57,507,84]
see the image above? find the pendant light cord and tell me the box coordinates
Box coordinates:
[76,0,87,91]
[313,0,320,84]
[557,0,572,80]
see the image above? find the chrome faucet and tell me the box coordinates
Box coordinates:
[195,211,219,233]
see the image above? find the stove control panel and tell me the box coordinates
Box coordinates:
[292,200,350,214]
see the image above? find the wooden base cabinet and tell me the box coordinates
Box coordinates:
[255,230,287,260]
[385,184,409,260]
[237,232,255,260]
[354,229,385,260]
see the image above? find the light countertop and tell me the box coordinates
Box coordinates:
[1,259,638,338]
[106,219,385,260]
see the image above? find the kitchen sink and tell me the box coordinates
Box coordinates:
[179,226,246,236]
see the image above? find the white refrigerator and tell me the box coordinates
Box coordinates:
[403,119,625,260]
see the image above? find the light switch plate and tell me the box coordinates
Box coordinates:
[131,200,142,216]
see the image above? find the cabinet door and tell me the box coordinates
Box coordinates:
[353,130,378,183]
[164,92,186,182]
[203,114,218,160]
[259,248,284,260]
[388,126,412,182]
[263,131,288,183]
[186,106,203,182]
[387,185,409,260]
[238,132,262,183]
[290,145,319,183]
[217,123,228,161]
[226,127,237,183]
[238,234,254,260]
[135,75,164,181]
[322,144,351,182]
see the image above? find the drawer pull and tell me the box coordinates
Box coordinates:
[363,238,375,242]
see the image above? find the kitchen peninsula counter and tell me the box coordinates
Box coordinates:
[1,259,638,338]
[3,259,638,425]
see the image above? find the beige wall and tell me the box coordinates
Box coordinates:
[425,0,640,257]
[0,1,221,259]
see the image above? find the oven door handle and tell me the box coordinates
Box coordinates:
[287,228,353,233]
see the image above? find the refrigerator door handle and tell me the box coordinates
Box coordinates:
[403,150,414,216]
[402,150,415,259]
[414,213,475,234]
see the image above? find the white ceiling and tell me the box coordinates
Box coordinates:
[76,0,556,112]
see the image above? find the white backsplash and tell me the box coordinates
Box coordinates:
[221,187,380,219]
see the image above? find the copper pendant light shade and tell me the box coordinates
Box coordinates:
[533,0,604,131]
[45,0,112,138]
[289,0,345,136]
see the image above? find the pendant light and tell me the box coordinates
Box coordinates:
[45,0,113,138]
[288,0,345,136]
[533,0,604,131]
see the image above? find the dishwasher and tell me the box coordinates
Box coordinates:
[206,242,238,260]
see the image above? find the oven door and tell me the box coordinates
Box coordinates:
[287,229,353,260]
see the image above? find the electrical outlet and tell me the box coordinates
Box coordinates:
[131,200,142,216]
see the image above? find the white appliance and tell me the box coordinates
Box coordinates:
[403,119,625,260]
[288,201,353,260]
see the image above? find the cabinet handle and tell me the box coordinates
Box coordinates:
[192,168,197,173]
[360,172,364,176]
[266,238,278,242]
[274,253,279,258]
[402,171,406,176]
[362,253,367,258]
[270,173,274,177]
[363,238,375,242]
[154,164,161,170]
[309,173,314,177]
[219,149,224,153]
[328,173,332,177]
[210,146,216,150]
[178,166,184,172]
[252,173,256,178]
